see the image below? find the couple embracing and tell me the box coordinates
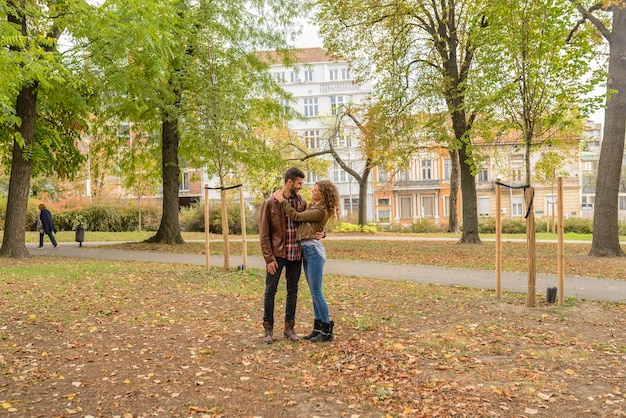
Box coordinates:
[259,167,339,344]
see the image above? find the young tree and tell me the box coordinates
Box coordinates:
[0,0,90,258]
[482,0,600,185]
[316,0,489,243]
[570,0,626,256]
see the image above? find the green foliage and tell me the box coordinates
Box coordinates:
[333,222,378,234]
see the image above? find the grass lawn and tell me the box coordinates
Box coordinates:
[1,234,625,416]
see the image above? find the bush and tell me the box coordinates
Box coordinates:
[408,218,445,233]
[564,217,593,234]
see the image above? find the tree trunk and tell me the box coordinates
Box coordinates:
[590,6,626,257]
[145,115,185,244]
[358,166,371,226]
[0,84,38,258]
[447,149,460,233]
[458,140,481,243]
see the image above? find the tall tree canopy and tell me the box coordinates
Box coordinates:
[316,0,490,243]
[80,0,304,244]
[0,0,91,258]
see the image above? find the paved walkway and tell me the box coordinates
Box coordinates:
[28,241,626,304]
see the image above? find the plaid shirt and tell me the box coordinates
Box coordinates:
[284,196,300,261]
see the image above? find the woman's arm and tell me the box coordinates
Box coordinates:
[280,200,325,222]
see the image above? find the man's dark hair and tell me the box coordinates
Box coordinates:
[284,167,305,183]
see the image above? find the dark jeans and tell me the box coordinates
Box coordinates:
[263,257,302,325]
[39,232,57,247]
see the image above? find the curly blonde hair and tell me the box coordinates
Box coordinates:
[316,180,340,221]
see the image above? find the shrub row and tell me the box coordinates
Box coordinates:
[0,199,256,234]
[477,216,626,235]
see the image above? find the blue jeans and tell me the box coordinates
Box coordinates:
[263,257,301,325]
[302,244,330,323]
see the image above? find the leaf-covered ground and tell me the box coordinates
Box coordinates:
[1,257,624,417]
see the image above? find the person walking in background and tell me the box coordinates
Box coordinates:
[273,179,339,343]
[259,168,308,344]
[38,204,58,249]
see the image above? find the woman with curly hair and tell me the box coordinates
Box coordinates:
[273,180,339,342]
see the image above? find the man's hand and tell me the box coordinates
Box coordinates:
[273,190,285,203]
[267,260,278,275]
[314,231,325,240]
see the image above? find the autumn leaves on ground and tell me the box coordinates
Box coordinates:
[1,239,625,417]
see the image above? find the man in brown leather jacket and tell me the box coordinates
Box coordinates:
[259,167,307,344]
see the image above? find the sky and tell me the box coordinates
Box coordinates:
[295,21,323,48]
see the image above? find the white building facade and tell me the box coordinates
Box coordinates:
[268,48,375,221]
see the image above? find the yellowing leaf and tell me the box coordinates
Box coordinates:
[124,379,131,384]
[565,368,576,376]
[2,403,11,410]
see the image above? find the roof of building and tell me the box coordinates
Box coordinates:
[257,47,342,65]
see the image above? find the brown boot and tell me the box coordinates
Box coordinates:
[263,321,273,344]
[283,320,300,341]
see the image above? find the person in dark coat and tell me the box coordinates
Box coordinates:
[38,203,58,249]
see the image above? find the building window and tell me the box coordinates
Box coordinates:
[546,194,557,216]
[344,198,358,215]
[378,168,389,183]
[400,196,412,219]
[333,131,351,148]
[377,198,390,206]
[443,195,450,217]
[342,68,351,79]
[331,96,350,115]
[303,98,318,117]
[304,70,314,82]
[478,196,490,216]
[307,172,320,183]
[422,196,434,217]
[303,130,320,149]
[478,167,489,183]
[333,163,347,182]
[378,210,390,222]
[275,72,286,83]
[512,196,524,216]
[329,69,338,81]
[421,160,433,180]
[620,196,626,211]
[180,171,190,192]
[279,99,290,114]
[443,159,451,180]
[290,71,298,83]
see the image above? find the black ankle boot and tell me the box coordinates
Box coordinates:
[310,320,334,343]
[303,319,322,340]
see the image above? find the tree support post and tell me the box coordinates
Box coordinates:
[496,179,502,299]
[204,186,210,270]
[525,187,536,307]
[557,176,564,306]
[239,187,248,269]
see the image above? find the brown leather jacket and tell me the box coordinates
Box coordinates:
[259,194,307,264]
